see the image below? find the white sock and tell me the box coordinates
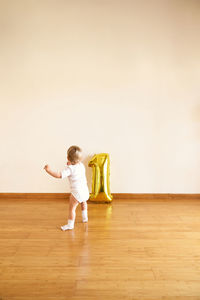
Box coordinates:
[61,219,74,231]
[82,210,88,222]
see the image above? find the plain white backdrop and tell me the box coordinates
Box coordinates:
[0,0,200,193]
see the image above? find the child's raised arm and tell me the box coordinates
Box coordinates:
[44,164,62,178]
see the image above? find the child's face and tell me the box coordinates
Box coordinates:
[78,152,83,162]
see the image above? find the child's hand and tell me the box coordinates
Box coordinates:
[44,164,50,172]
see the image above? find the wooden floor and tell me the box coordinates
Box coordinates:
[0,196,200,300]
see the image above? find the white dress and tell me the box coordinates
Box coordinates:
[61,162,89,203]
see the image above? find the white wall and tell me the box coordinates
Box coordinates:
[0,0,200,193]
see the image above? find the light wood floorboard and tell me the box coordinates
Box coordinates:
[0,197,200,299]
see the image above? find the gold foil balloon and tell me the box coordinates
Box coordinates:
[88,153,113,203]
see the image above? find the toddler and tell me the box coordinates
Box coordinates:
[44,145,89,230]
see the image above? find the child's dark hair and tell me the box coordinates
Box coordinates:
[67,145,82,164]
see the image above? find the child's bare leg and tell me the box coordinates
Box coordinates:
[61,195,79,231]
[68,194,79,220]
[81,201,88,223]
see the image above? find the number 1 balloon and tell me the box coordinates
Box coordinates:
[88,153,113,203]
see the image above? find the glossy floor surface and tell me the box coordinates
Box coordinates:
[0,197,200,299]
